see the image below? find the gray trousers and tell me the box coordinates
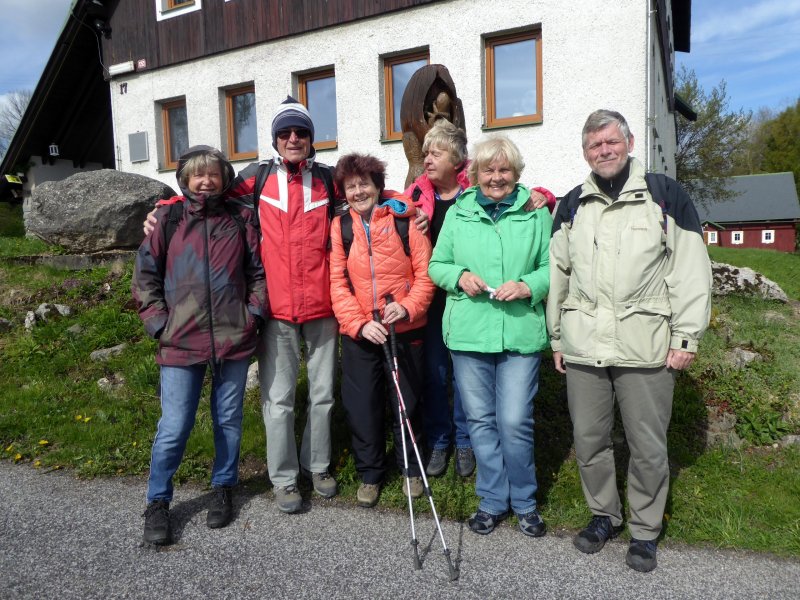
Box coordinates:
[566,363,675,540]
[258,317,338,487]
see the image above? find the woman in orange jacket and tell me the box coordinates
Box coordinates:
[330,153,435,508]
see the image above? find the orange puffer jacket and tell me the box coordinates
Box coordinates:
[330,191,435,340]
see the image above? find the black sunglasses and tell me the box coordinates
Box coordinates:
[277,128,311,140]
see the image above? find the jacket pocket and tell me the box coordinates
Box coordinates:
[614,301,671,364]
[560,297,596,358]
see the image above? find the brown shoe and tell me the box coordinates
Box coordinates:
[402,476,424,499]
[357,483,381,508]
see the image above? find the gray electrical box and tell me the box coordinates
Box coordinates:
[128,132,149,163]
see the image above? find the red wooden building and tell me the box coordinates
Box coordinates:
[696,172,800,253]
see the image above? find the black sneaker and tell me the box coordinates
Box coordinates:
[426,448,448,477]
[468,510,507,535]
[143,500,171,545]
[573,515,623,554]
[206,486,233,529]
[455,448,475,477]
[626,538,658,572]
[517,509,546,538]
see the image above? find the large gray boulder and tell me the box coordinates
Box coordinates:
[26,170,175,252]
[711,261,788,303]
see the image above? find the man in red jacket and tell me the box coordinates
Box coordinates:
[227,97,339,512]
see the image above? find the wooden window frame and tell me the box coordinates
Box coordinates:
[167,0,195,10]
[225,85,258,161]
[161,98,187,171]
[298,69,337,151]
[485,30,543,128]
[383,50,429,141]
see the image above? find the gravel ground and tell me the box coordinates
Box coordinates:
[1,462,798,599]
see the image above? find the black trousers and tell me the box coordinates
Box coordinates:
[340,330,425,484]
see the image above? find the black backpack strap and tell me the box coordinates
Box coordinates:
[340,211,354,257]
[312,163,338,219]
[163,201,185,251]
[251,159,274,235]
[411,186,422,203]
[645,172,669,234]
[394,217,411,257]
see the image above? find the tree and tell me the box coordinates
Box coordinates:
[0,89,32,160]
[761,99,800,199]
[674,66,751,205]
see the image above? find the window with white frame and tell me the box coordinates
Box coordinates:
[731,231,744,245]
[156,0,201,22]
[762,229,775,244]
[707,230,718,244]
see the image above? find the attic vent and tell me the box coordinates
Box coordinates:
[129,132,149,163]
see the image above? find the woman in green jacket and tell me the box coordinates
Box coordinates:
[428,135,552,537]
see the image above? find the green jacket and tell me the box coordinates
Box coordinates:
[546,158,712,368]
[428,184,552,354]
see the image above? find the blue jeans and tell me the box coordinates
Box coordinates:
[147,359,249,503]
[422,314,470,451]
[451,350,540,516]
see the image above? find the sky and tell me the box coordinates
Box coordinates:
[0,0,798,125]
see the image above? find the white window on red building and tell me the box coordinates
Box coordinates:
[732,231,744,245]
[762,230,775,244]
[707,230,718,244]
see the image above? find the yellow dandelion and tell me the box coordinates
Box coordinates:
[86,459,92,465]
[4,444,12,452]
[75,414,83,421]
[132,441,138,447]
[34,460,41,468]
[38,439,49,446]
[14,453,22,461]
[83,417,92,423]
[664,513,671,521]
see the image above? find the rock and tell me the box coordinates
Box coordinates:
[246,362,259,391]
[763,310,789,324]
[24,311,36,331]
[54,304,72,317]
[780,435,800,448]
[725,347,762,369]
[705,408,743,448]
[98,372,126,392]
[66,324,83,335]
[711,262,788,303]
[26,170,175,252]
[0,317,12,332]
[90,343,128,362]
[34,303,53,321]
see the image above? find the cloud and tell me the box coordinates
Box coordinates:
[693,0,800,44]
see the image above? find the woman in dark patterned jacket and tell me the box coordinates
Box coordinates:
[132,145,266,545]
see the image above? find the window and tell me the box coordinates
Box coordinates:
[485,30,542,128]
[762,229,774,244]
[298,70,337,150]
[707,230,718,244]
[225,86,258,160]
[161,99,189,170]
[731,231,744,245]
[156,0,201,21]
[383,50,429,140]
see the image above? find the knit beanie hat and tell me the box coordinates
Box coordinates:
[271,95,315,147]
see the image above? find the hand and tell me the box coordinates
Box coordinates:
[414,210,429,235]
[360,320,388,345]
[523,190,548,212]
[666,349,695,370]
[458,271,488,297]
[492,281,531,301]
[143,208,158,237]
[382,301,408,325]
[553,351,566,374]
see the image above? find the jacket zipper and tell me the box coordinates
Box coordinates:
[365,212,379,312]
[202,216,218,363]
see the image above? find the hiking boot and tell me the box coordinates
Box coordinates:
[143,500,171,545]
[206,486,233,529]
[573,515,623,554]
[517,509,546,538]
[426,448,448,477]
[455,448,476,477]
[626,538,658,573]
[402,476,424,499]
[274,484,303,514]
[302,468,338,498]
[357,483,381,508]
[468,510,507,535]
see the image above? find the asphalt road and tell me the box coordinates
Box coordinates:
[1,462,798,599]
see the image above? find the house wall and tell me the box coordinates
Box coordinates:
[20,156,104,223]
[647,0,678,177]
[704,223,797,253]
[109,0,676,195]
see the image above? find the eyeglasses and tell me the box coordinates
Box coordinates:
[277,128,311,140]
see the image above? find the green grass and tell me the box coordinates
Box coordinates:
[1,235,799,557]
[708,246,800,300]
[0,203,24,237]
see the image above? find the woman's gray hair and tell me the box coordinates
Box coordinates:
[581,109,632,149]
[467,135,524,185]
[178,153,227,188]
[422,121,468,166]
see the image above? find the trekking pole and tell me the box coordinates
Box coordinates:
[372,307,421,571]
[384,294,458,582]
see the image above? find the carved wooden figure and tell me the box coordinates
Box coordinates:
[400,64,466,189]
